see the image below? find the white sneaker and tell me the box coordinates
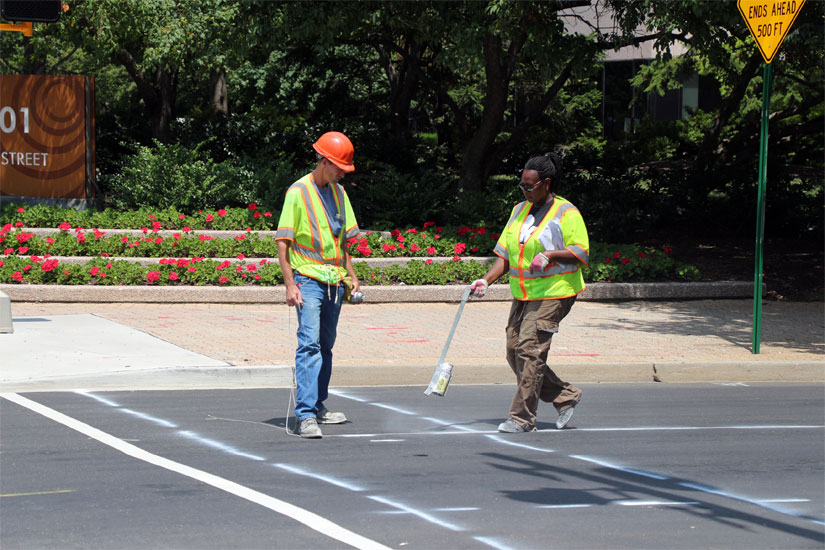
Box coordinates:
[556,405,576,429]
[298,417,322,438]
[317,408,347,424]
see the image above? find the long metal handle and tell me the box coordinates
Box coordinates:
[437,285,471,367]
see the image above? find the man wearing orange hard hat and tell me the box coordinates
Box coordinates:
[276,131,362,439]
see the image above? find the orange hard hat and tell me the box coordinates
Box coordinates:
[313,131,355,172]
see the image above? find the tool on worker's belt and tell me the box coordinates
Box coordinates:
[425,285,472,396]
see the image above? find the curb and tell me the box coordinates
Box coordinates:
[0,281,759,303]
[1,360,821,392]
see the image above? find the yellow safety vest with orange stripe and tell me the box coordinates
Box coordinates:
[494,196,589,300]
[275,174,361,285]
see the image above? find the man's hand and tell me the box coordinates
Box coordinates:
[285,283,303,308]
[469,279,488,299]
[529,252,550,274]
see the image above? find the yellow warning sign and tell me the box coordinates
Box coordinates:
[738,0,806,63]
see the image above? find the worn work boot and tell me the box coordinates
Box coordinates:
[298,417,322,439]
[497,418,534,433]
[316,408,347,424]
[556,404,577,430]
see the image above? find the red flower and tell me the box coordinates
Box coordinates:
[248,203,258,210]
[198,235,214,241]
[16,232,33,243]
[105,263,113,268]
[17,246,28,254]
[613,252,621,259]
[663,246,673,256]
[179,214,186,220]
[0,260,4,267]
[16,207,24,213]
[173,233,181,240]
[264,212,272,217]
[41,259,59,272]
[396,234,405,243]
[154,237,163,244]
[58,222,71,231]
[637,252,646,258]
[148,214,156,221]
[94,228,106,239]
[253,211,261,219]
[141,227,149,234]
[425,259,433,265]
[146,270,161,283]
[205,214,214,222]
[621,258,630,265]
[410,243,420,252]
[427,246,436,255]
[434,234,441,240]
[3,248,13,255]
[152,221,161,232]
[183,226,191,233]
[423,221,436,227]
[217,209,227,217]
[605,258,611,264]
[187,266,196,273]
[471,246,478,253]
[12,271,23,281]
[90,267,101,276]
[121,236,129,243]
[177,259,190,267]
[1,223,11,233]
[454,242,466,255]
[218,276,229,285]
[457,226,471,236]
[247,264,257,272]
[169,272,179,281]
[452,255,461,262]
[77,233,86,244]
[406,228,417,234]
[23,264,32,271]
[237,253,246,260]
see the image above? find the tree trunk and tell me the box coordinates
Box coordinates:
[210,68,229,116]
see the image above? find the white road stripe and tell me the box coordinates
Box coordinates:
[273,463,366,492]
[474,535,518,550]
[485,434,554,453]
[177,430,265,461]
[1,393,390,550]
[368,495,464,532]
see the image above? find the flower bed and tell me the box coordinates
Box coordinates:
[0,204,700,286]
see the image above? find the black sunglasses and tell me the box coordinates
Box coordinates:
[518,178,546,192]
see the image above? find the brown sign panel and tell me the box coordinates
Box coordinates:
[0,74,95,199]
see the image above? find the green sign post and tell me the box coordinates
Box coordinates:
[737,0,806,353]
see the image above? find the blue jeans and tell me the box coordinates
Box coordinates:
[293,273,344,420]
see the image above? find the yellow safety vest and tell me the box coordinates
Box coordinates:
[275,174,361,285]
[494,196,589,300]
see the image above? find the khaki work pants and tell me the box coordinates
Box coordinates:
[505,296,582,430]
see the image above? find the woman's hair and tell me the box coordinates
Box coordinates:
[524,152,563,186]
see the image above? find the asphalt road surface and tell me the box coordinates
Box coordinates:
[1,383,823,550]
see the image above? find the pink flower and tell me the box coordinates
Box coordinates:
[198,235,214,241]
[169,272,179,281]
[46,237,55,245]
[247,264,257,272]
[90,267,100,276]
[434,234,441,240]
[205,214,214,222]
[427,246,436,255]
[146,271,161,283]
[58,222,71,231]
[217,209,227,217]
[179,214,186,220]
[105,263,113,268]
[16,207,24,213]
[264,212,272,217]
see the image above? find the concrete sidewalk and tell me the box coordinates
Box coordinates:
[1,296,822,391]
